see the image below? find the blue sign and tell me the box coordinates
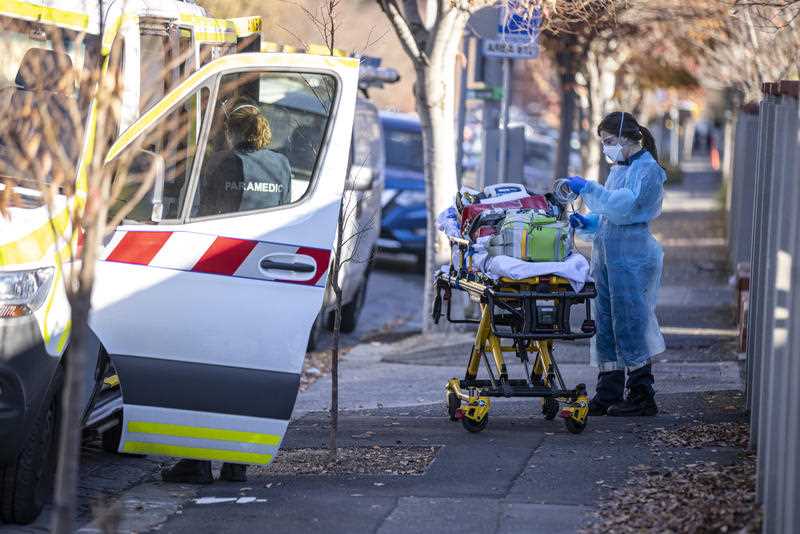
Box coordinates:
[497,3,542,42]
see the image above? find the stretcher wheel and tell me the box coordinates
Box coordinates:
[447,392,462,421]
[462,414,489,433]
[564,417,587,434]
[542,397,559,420]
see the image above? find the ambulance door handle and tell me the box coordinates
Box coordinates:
[259,258,315,273]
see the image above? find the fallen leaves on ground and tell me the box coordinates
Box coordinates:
[649,422,750,449]
[299,350,335,392]
[584,454,761,534]
[250,446,438,476]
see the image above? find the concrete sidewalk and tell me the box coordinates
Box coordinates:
[43,159,744,534]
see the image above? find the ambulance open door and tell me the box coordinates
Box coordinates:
[90,52,359,464]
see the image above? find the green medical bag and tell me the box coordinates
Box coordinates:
[487,212,572,262]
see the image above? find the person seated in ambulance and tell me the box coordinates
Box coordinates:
[192,99,292,217]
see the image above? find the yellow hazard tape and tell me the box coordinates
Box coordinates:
[127,421,282,446]
[123,441,273,465]
[0,0,90,31]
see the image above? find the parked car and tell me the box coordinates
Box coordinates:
[377,112,427,268]
[307,95,387,348]
[522,133,557,193]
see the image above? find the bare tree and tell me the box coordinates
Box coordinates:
[376,0,501,333]
[281,0,381,460]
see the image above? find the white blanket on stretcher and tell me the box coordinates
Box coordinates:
[471,251,591,292]
[436,205,592,292]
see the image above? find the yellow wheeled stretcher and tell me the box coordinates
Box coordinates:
[432,237,597,434]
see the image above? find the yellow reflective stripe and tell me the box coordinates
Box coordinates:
[128,421,281,446]
[55,319,70,353]
[40,257,62,347]
[0,0,90,31]
[0,206,70,266]
[306,43,347,57]
[104,374,120,387]
[102,14,138,55]
[179,14,236,43]
[228,16,262,37]
[123,441,273,464]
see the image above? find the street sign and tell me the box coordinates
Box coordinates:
[498,3,542,42]
[482,39,538,59]
[466,86,504,101]
[482,1,541,59]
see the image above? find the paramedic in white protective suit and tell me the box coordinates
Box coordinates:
[566,111,666,417]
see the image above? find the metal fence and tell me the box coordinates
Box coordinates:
[728,80,800,534]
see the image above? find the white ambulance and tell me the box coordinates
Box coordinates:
[0,0,359,524]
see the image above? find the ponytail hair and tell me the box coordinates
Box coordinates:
[638,125,658,163]
[598,111,659,164]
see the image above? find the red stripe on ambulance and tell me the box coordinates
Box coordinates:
[106,231,172,265]
[103,230,329,286]
[193,237,258,276]
[294,247,332,286]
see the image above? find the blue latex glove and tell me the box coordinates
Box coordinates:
[569,213,589,229]
[567,176,588,194]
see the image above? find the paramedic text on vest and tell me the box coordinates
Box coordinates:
[566,111,667,418]
[225,103,291,210]
[196,102,292,217]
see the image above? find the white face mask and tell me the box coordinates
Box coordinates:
[602,143,624,163]
[603,111,627,163]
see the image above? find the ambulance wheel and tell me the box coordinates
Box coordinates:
[542,397,559,420]
[565,417,587,435]
[101,419,122,454]
[0,398,56,524]
[461,414,488,433]
[446,392,461,421]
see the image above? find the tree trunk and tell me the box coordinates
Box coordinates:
[418,8,469,333]
[555,76,577,180]
[329,285,341,461]
[328,192,347,461]
[52,220,101,534]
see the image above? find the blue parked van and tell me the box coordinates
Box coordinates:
[377,112,427,267]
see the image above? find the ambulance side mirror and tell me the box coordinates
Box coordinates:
[347,165,374,191]
[128,150,166,223]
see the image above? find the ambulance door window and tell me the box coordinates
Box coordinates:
[190,71,337,218]
[111,87,210,224]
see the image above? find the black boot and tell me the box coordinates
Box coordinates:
[588,370,625,416]
[219,463,247,482]
[607,363,657,417]
[161,459,214,484]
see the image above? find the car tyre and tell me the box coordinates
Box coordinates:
[306,311,325,352]
[339,275,369,334]
[0,397,57,524]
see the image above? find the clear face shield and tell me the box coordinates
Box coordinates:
[601,112,627,163]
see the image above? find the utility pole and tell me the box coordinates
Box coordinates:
[497,57,512,181]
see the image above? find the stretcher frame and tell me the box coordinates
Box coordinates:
[432,237,597,434]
